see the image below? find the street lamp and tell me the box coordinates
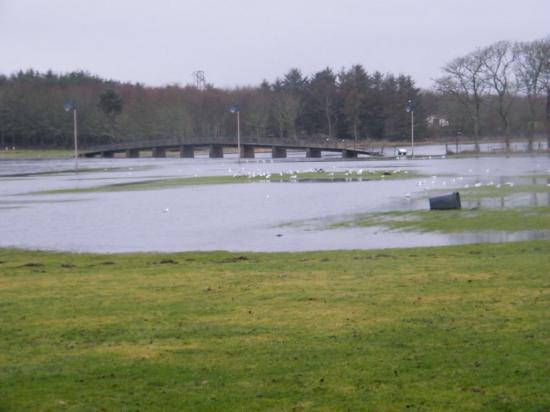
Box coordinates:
[230,104,240,163]
[64,100,78,171]
[406,99,415,158]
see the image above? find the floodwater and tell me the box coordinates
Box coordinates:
[0,151,549,253]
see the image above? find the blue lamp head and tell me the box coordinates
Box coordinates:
[64,100,75,112]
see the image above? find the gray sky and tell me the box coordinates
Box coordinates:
[1,0,548,89]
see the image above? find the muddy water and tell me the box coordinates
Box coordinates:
[0,154,548,252]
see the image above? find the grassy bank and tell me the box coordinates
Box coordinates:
[333,206,550,233]
[0,149,74,159]
[36,169,414,194]
[1,241,549,411]
[426,182,550,202]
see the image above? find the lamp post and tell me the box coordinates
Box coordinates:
[230,104,240,163]
[64,100,78,171]
[406,99,415,158]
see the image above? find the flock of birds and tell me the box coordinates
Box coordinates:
[225,166,407,181]
[157,164,547,213]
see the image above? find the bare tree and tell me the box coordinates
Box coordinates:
[272,92,300,138]
[515,38,549,151]
[481,41,517,149]
[436,49,488,151]
[309,68,338,139]
[339,65,369,148]
[540,37,550,149]
[246,82,271,138]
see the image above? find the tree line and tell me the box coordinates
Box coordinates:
[0,35,548,151]
[432,36,549,150]
[0,66,423,149]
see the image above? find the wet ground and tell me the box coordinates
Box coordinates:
[0,150,548,252]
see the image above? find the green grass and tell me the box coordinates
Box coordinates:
[36,169,414,194]
[440,184,550,202]
[333,206,550,233]
[0,149,74,159]
[1,241,549,411]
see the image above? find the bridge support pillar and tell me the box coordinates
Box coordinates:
[272,147,287,158]
[152,147,166,158]
[180,145,194,158]
[342,150,358,158]
[209,145,224,158]
[126,149,140,158]
[306,148,322,158]
[102,151,114,158]
[241,145,255,158]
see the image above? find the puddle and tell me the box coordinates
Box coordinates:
[0,154,548,252]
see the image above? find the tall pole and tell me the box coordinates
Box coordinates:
[73,109,78,172]
[237,110,241,163]
[411,110,414,159]
[407,99,415,159]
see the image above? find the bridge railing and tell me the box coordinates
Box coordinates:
[83,136,363,153]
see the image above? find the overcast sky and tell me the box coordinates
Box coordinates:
[1,0,548,90]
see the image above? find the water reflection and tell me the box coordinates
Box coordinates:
[0,154,548,253]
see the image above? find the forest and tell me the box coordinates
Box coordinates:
[0,37,548,150]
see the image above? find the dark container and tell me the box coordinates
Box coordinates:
[429,192,461,210]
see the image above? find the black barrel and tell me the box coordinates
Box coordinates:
[429,192,461,210]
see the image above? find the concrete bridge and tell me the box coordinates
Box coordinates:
[81,137,380,159]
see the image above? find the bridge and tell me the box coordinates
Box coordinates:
[81,137,381,159]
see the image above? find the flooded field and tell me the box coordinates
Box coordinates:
[0,152,548,252]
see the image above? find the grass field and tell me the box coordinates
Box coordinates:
[0,149,74,159]
[36,169,414,194]
[332,206,550,233]
[1,241,549,411]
